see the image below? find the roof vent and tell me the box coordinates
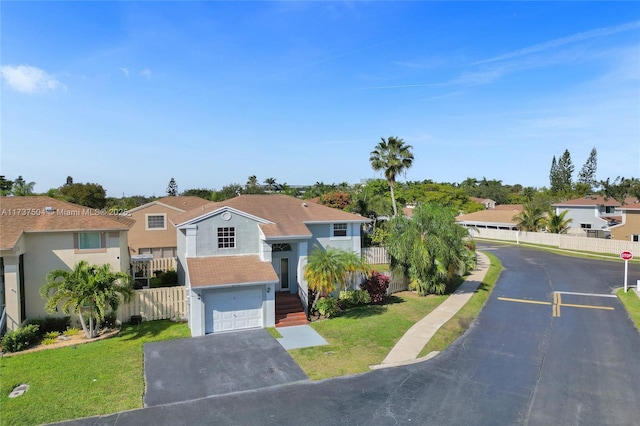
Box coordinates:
[302,202,308,208]
[45,206,54,213]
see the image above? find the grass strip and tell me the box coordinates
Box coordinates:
[617,288,640,330]
[418,252,502,357]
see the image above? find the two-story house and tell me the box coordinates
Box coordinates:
[609,199,640,242]
[172,194,370,336]
[0,196,133,332]
[552,196,622,237]
[127,196,211,258]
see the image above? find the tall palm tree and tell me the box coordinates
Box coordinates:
[514,203,546,232]
[41,261,133,338]
[304,247,370,310]
[11,175,36,196]
[543,209,572,234]
[370,136,414,217]
[246,175,258,189]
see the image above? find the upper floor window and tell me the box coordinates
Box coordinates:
[633,235,639,242]
[580,223,592,229]
[146,214,166,230]
[218,227,235,249]
[333,223,348,237]
[604,206,615,214]
[78,232,101,250]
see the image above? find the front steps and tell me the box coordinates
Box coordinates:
[275,292,308,327]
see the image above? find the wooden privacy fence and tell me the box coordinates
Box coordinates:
[150,257,177,273]
[118,286,186,323]
[363,247,390,264]
[385,270,409,295]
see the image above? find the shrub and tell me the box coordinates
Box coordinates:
[63,327,81,336]
[150,270,178,288]
[339,289,371,308]
[43,331,60,339]
[1,324,40,353]
[361,271,390,304]
[315,297,339,318]
[102,312,118,329]
[23,316,70,335]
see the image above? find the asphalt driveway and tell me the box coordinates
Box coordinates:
[143,329,308,406]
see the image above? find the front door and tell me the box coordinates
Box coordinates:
[279,258,289,292]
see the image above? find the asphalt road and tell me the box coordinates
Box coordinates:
[58,244,640,426]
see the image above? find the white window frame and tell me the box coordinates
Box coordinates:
[77,232,102,250]
[332,223,349,239]
[580,223,592,229]
[218,227,236,249]
[146,213,167,230]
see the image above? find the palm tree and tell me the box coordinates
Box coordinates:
[11,175,36,196]
[370,136,414,217]
[514,203,546,232]
[304,247,370,310]
[41,261,134,338]
[263,177,277,193]
[386,203,470,295]
[246,175,258,189]
[543,209,572,234]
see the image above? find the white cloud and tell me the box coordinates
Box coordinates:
[140,68,152,79]
[120,67,130,77]
[0,65,66,94]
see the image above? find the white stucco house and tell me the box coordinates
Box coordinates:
[172,194,370,336]
[0,196,133,332]
[552,196,622,237]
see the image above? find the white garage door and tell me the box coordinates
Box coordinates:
[206,287,263,333]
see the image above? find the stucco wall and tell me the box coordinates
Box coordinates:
[307,222,362,254]
[128,204,182,253]
[195,212,260,256]
[557,206,610,230]
[610,211,640,241]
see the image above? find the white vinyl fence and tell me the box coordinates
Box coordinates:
[118,286,186,323]
[469,228,640,255]
[386,270,409,295]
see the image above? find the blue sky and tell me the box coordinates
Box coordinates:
[2,1,639,197]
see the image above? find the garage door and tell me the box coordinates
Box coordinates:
[206,287,264,333]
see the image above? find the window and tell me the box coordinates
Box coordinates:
[633,235,639,242]
[146,214,166,230]
[272,243,292,252]
[333,223,348,237]
[78,232,101,250]
[218,227,235,248]
[604,206,615,214]
[580,223,592,229]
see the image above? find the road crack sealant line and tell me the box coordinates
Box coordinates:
[522,301,555,425]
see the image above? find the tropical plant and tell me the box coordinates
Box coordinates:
[369,136,414,217]
[41,261,134,338]
[386,202,470,295]
[360,271,390,303]
[304,247,370,309]
[263,177,278,192]
[11,175,36,196]
[514,203,547,232]
[543,209,573,234]
[315,296,339,318]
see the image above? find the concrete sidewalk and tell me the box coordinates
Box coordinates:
[372,251,491,369]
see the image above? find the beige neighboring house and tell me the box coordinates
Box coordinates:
[127,196,211,258]
[469,197,497,210]
[456,204,524,230]
[0,196,134,332]
[609,200,640,242]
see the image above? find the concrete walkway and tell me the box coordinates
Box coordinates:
[372,251,491,369]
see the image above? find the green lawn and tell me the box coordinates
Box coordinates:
[0,320,190,426]
[617,288,640,330]
[289,291,449,379]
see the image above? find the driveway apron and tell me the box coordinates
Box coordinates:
[143,329,308,406]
